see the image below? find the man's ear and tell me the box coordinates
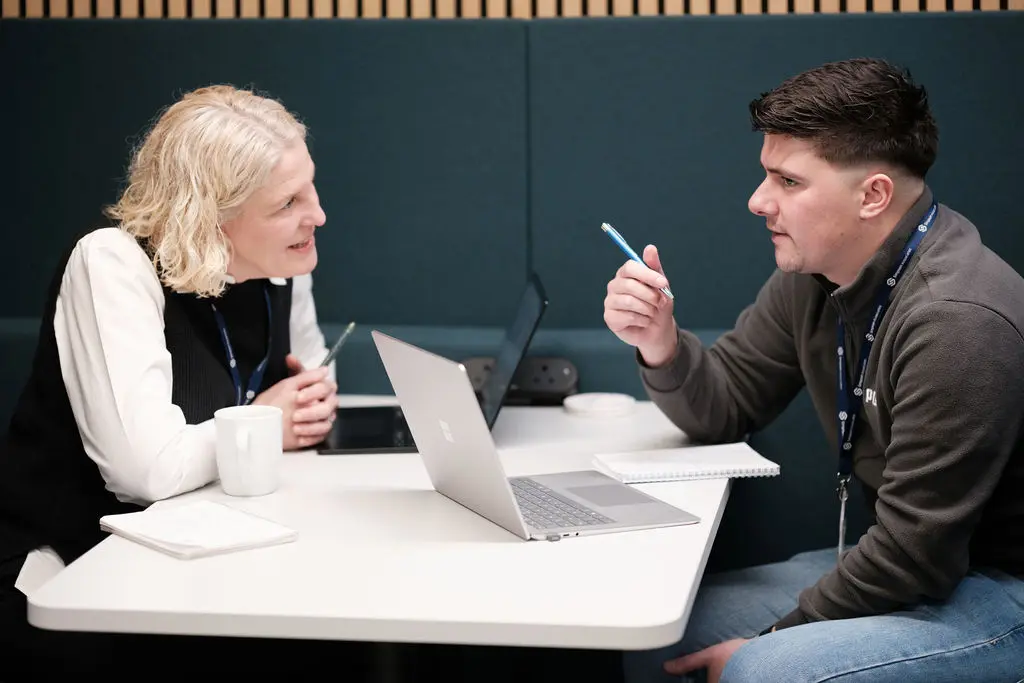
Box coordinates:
[859,173,895,220]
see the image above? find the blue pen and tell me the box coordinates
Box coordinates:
[601,222,674,300]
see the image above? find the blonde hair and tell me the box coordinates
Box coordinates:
[104,85,307,298]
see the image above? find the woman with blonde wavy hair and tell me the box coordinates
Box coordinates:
[0,84,345,673]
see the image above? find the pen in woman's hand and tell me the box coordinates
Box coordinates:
[320,321,356,367]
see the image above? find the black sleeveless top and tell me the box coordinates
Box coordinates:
[0,231,293,566]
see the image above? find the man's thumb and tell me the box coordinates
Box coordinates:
[643,244,665,276]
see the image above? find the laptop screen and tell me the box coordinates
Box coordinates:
[478,272,548,428]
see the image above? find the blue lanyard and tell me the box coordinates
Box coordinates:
[211,285,273,406]
[834,201,937,556]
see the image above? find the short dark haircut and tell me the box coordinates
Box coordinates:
[749,58,938,179]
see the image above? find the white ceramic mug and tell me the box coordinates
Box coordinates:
[214,404,284,497]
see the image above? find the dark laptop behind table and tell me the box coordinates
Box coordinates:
[317,272,549,454]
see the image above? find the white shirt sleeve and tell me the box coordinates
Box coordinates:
[288,272,334,383]
[54,228,218,505]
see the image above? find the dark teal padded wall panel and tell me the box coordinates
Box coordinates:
[0,19,529,326]
[527,13,1024,330]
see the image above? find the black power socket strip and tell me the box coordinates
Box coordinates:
[462,356,579,406]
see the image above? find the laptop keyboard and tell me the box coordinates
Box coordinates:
[510,477,614,530]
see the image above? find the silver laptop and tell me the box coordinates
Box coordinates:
[371,330,701,541]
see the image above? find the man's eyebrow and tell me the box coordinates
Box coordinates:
[764,165,803,180]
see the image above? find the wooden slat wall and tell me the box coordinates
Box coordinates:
[1,0,1019,18]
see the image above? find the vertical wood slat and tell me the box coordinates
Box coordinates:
[1010,0,1024,9]
[313,0,332,16]
[716,0,736,15]
[561,0,582,14]
[26,0,46,15]
[72,0,90,16]
[979,0,999,8]
[952,0,972,9]
[925,0,944,10]
[741,0,760,13]
[289,0,311,17]
[898,0,918,11]
[410,0,431,17]
[846,0,867,10]
[486,0,506,16]
[536,0,557,16]
[265,0,284,16]
[664,0,685,13]
[49,0,69,16]
[215,0,234,16]
[793,0,814,11]
[338,0,359,16]
[767,0,786,12]
[1,0,18,17]
[461,0,482,16]
[436,0,457,16]
[362,0,382,17]
[193,0,213,17]
[638,0,658,14]
[511,0,531,17]
[587,0,608,16]
[167,0,188,16]
[820,0,840,12]
[240,0,260,16]
[612,0,631,14]
[144,0,163,15]
[386,0,406,16]
[872,0,892,12]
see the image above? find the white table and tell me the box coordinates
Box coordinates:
[28,397,731,654]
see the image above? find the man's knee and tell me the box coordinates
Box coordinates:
[719,636,799,683]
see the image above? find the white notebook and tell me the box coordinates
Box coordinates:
[593,442,780,484]
[99,500,298,560]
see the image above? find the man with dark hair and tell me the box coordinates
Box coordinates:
[605,57,1024,682]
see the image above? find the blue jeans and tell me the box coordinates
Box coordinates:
[623,548,1024,683]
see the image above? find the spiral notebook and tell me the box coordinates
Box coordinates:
[99,500,298,560]
[592,443,780,484]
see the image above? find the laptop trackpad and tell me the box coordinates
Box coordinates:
[566,484,656,507]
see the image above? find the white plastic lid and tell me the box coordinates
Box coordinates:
[562,392,637,417]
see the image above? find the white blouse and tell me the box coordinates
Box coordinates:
[54,227,333,506]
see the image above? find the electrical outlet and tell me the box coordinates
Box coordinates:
[513,357,578,395]
[462,356,579,404]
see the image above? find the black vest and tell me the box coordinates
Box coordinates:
[0,232,293,566]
